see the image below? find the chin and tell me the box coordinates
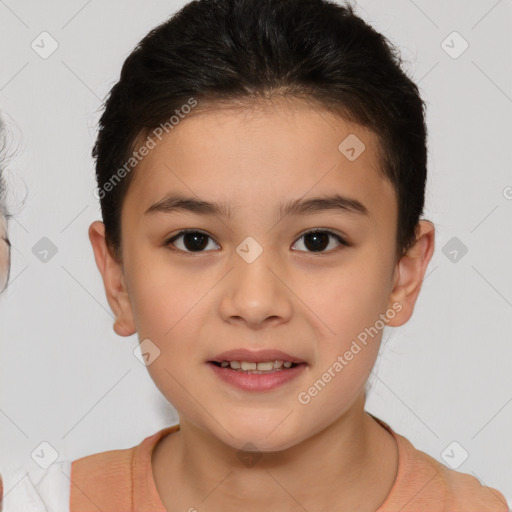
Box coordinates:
[212,415,305,453]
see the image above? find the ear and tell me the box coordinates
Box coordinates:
[386,220,435,327]
[88,221,136,337]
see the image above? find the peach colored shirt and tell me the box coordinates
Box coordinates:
[69,416,509,512]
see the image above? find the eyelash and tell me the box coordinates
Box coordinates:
[164,229,349,255]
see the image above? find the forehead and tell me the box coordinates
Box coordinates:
[124,98,396,223]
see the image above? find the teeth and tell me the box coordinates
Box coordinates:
[217,360,296,372]
[254,361,274,371]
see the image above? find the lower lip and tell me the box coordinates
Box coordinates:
[207,362,307,391]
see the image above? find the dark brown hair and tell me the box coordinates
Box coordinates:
[93,0,428,263]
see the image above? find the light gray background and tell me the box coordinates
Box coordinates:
[0,0,511,502]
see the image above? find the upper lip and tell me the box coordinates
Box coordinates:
[209,349,306,364]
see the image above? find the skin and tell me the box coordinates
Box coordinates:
[0,215,9,292]
[89,97,435,512]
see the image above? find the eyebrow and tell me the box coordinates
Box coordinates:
[144,193,370,220]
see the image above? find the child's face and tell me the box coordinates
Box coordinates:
[91,98,433,451]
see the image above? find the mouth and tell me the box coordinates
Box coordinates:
[207,360,307,391]
[206,348,308,390]
[208,360,304,374]
[206,349,308,391]
[209,348,306,367]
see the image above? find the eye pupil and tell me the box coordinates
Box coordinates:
[304,232,329,252]
[183,232,209,251]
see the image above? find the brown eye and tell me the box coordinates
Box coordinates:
[292,230,348,253]
[165,229,348,255]
[166,230,219,253]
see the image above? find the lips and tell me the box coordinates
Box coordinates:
[208,357,307,391]
[208,348,306,364]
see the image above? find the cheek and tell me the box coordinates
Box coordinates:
[310,249,394,395]
[127,257,212,368]
[324,255,393,336]
[127,249,197,335]
[129,266,210,411]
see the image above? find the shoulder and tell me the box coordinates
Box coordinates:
[70,443,135,511]
[394,431,510,511]
[369,414,510,512]
[69,426,178,511]
[1,460,72,512]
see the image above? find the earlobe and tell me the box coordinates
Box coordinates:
[88,221,137,337]
[386,220,435,327]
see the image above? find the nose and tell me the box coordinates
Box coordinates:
[218,246,293,329]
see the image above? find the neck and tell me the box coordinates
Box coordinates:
[152,394,398,512]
